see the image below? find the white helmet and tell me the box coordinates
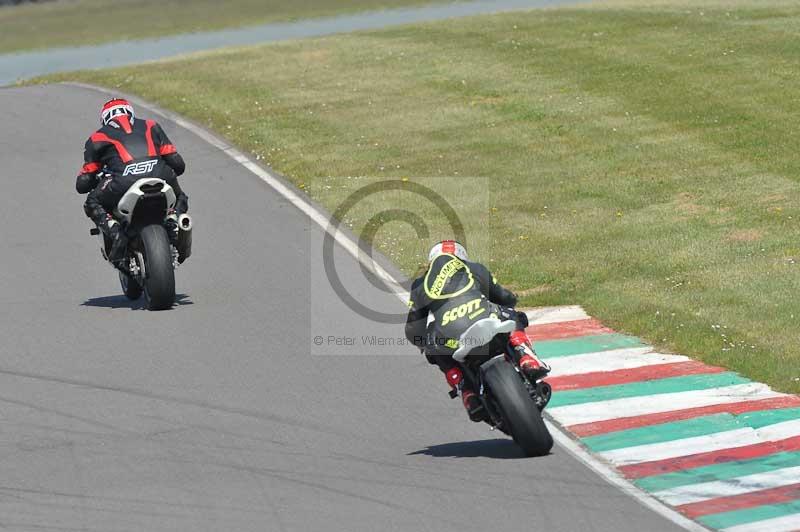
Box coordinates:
[101,98,135,127]
[428,240,468,262]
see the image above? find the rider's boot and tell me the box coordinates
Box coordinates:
[107,220,129,273]
[167,191,188,247]
[510,330,550,380]
[165,209,179,245]
[175,193,189,217]
[92,209,127,272]
[445,367,485,422]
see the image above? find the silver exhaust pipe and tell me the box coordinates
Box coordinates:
[176,214,192,263]
[178,214,192,231]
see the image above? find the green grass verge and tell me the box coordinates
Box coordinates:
[0,0,450,54]
[38,0,800,393]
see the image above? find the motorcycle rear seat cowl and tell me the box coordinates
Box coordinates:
[453,317,517,362]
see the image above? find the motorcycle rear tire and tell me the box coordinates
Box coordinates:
[140,224,175,311]
[482,358,553,456]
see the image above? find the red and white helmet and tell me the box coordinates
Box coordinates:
[100,98,135,128]
[428,240,468,262]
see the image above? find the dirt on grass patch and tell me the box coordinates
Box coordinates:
[727,229,764,242]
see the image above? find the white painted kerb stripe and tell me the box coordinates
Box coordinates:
[548,347,689,377]
[601,428,758,466]
[73,83,709,532]
[525,305,590,326]
[603,419,800,467]
[722,513,800,532]
[656,464,800,506]
[548,383,784,426]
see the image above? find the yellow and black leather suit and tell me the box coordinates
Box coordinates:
[404,253,524,371]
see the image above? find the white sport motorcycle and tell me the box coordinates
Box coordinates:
[91,176,192,310]
[450,317,553,456]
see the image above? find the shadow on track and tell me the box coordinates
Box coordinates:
[409,439,530,459]
[81,293,193,309]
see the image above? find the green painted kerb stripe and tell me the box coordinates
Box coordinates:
[548,372,750,408]
[637,451,800,493]
[584,412,737,452]
[699,499,800,530]
[535,333,645,359]
[583,408,800,453]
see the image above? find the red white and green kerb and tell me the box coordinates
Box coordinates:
[525,306,800,532]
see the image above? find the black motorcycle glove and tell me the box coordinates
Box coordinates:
[76,173,99,194]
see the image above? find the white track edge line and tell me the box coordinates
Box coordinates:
[545,418,711,532]
[64,82,709,532]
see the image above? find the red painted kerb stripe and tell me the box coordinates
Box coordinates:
[548,361,726,391]
[521,307,800,527]
[568,395,800,438]
[677,481,800,519]
[620,434,800,479]
[527,318,614,341]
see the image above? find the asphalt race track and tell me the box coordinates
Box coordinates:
[0,84,684,532]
